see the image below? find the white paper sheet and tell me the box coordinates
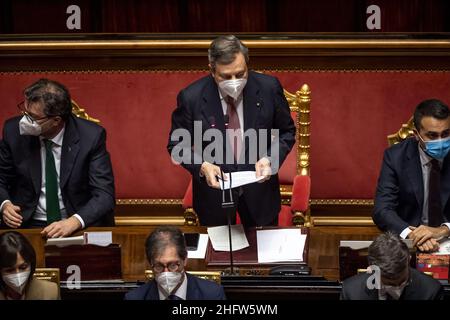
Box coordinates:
[436,238,450,255]
[218,171,265,190]
[257,229,306,263]
[207,225,249,252]
[46,235,84,247]
[84,231,112,247]
[187,234,209,259]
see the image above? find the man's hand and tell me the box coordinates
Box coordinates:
[41,216,81,238]
[255,157,272,183]
[2,202,22,228]
[200,162,223,189]
[408,225,450,252]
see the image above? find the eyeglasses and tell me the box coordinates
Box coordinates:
[151,261,182,273]
[17,101,50,124]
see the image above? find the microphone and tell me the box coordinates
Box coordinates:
[220,169,236,275]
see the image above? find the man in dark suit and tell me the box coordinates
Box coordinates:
[373,99,450,252]
[124,226,226,300]
[0,79,115,238]
[341,232,442,300]
[167,35,296,226]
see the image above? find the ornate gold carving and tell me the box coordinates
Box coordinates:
[310,199,374,206]
[71,100,100,123]
[116,199,182,205]
[183,208,199,226]
[34,268,60,286]
[387,116,414,146]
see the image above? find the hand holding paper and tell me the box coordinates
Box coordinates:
[217,171,265,190]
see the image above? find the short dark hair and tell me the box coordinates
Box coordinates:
[145,226,187,265]
[24,78,72,121]
[0,231,36,291]
[367,232,409,280]
[413,99,449,131]
[208,35,249,71]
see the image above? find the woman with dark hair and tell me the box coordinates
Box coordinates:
[0,231,59,299]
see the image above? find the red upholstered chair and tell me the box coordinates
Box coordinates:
[182,174,311,226]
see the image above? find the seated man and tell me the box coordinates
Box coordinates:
[0,78,115,238]
[125,226,226,300]
[341,232,442,300]
[373,99,450,252]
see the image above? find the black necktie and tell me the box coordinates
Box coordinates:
[167,294,183,300]
[428,159,443,227]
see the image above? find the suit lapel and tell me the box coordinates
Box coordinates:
[441,154,450,210]
[60,117,80,189]
[186,274,200,299]
[25,136,42,195]
[145,280,160,300]
[406,139,424,208]
[201,76,226,133]
[243,72,261,159]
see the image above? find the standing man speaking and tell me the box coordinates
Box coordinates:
[168,35,295,227]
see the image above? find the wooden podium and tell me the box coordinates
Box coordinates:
[205,226,309,275]
[45,244,122,281]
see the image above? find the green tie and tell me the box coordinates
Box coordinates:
[44,139,61,224]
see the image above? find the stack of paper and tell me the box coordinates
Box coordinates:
[257,229,306,263]
[187,234,209,259]
[46,235,84,247]
[218,171,265,190]
[207,225,249,252]
[46,231,113,247]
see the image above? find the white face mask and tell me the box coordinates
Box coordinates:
[2,270,31,294]
[155,271,183,295]
[218,78,247,100]
[19,116,42,136]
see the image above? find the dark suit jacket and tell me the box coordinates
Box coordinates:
[124,273,226,300]
[167,71,296,226]
[373,137,450,234]
[0,115,115,227]
[341,268,443,300]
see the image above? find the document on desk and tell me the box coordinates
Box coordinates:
[187,234,209,259]
[207,225,250,251]
[46,235,85,247]
[257,229,307,263]
[218,171,265,190]
[435,238,450,255]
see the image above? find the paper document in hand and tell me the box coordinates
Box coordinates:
[218,171,265,190]
[207,224,250,252]
[187,234,209,259]
[257,229,306,263]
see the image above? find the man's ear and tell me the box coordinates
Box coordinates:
[183,258,188,268]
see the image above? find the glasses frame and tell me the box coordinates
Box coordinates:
[151,260,182,273]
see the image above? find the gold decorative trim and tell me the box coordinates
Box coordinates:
[114,216,185,226]
[310,199,374,206]
[387,116,414,146]
[71,100,100,123]
[34,268,60,285]
[116,199,182,205]
[2,39,450,51]
[312,216,375,226]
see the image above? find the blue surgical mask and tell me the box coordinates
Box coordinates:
[420,136,450,159]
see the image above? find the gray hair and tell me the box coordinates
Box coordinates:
[145,226,188,264]
[208,35,249,71]
[367,232,409,280]
[24,78,72,121]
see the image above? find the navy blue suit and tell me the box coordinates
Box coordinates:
[167,71,296,226]
[0,115,115,227]
[124,273,226,300]
[373,137,450,234]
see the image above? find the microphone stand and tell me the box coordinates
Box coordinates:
[220,169,236,276]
